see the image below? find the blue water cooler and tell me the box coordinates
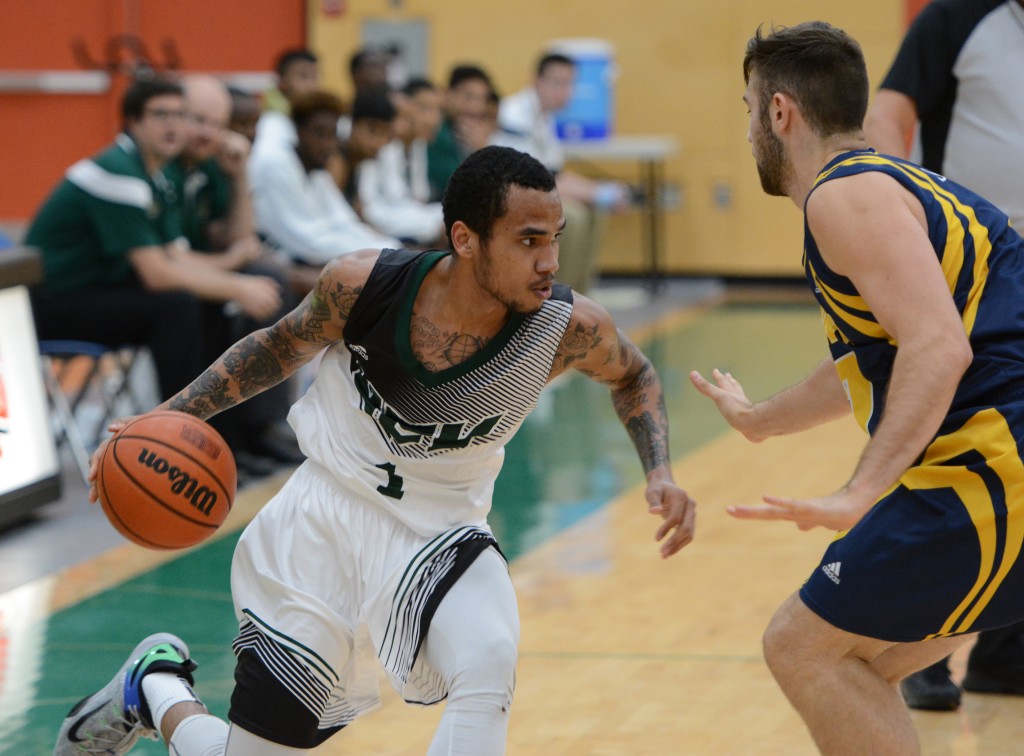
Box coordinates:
[549,38,615,141]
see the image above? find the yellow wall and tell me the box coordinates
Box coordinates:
[309,0,902,277]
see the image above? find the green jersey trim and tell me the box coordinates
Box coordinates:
[395,250,526,387]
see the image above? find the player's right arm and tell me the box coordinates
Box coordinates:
[86,249,380,501]
[689,356,852,442]
[163,248,379,419]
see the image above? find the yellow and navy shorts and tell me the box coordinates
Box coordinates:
[801,403,1024,642]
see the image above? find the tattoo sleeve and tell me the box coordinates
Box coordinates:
[610,342,671,475]
[551,321,604,374]
[166,275,360,419]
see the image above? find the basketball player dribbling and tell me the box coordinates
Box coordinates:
[55,146,696,756]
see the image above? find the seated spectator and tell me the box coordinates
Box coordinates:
[248,90,398,289]
[227,86,261,144]
[498,52,629,293]
[331,86,398,210]
[426,64,495,201]
[170,74,302,474]
[485,87,529,150]
[357,77,445,246]
[337,48,392,141]
[25,78,280,402]
[349,48,390,94]
[256,48,321,153]
[170,76,263,266]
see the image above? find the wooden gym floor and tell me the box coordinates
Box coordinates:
[2,281,1022,755]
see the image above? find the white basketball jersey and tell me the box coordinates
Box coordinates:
[288,249,574,536]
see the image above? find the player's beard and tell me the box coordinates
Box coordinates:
[754,107,789,197]
[477,240,542,316]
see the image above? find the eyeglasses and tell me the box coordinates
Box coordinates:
[144,107,188,122]
[188,113,228,130]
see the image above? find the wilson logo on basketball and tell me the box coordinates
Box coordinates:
[136,448,218,516]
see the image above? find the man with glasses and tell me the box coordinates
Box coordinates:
[26,78,280,402]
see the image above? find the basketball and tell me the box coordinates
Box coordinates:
[97,411,236,550]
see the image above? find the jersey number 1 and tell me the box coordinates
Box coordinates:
[375,462,405,500]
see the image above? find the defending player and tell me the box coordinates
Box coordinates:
[56,146,695,755]
[691,22,1024,754]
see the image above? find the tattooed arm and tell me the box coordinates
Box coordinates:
[162,249,378,418]
[86,249,380,501]
[550,295,696,557]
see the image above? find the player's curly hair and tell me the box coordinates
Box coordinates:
[442,146,556,244]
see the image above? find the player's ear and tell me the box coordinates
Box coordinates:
[770,92,794,134]
[449,220,477,259]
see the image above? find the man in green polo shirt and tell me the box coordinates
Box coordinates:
[27,78,281,401]
[426,65,494,201]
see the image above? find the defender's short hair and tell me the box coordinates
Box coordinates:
[743,21,868,137]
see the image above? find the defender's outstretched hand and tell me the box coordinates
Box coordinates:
[646,477,697,558]
[727,489,872,532]
[689,369,764,442]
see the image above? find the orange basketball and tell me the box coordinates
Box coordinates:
[97,411,236,550]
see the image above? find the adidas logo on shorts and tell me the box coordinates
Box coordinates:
[822,561,841,584]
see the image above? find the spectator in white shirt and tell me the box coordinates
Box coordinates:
[358,78,446,246]
[249,90,399,288]
[331,87,398,210]
[255,49,321,155]
[499,53,629,293]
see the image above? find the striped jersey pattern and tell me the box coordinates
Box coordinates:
[233,611,375,729]
[376,525,497,703]
[344,248,574,460]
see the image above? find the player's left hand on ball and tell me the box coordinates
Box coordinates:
[87,415,142,503]
[646,478,696,558]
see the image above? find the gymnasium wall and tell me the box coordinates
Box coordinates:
[2,1,909,278]
[311,0,904,277]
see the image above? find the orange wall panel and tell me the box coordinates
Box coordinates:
[1,0,305,223]
[0,1,119,69]
[0,97,116,218]
[139,2,306,72]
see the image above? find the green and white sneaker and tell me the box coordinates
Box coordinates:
[54,633,196,755]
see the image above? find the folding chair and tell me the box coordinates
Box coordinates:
[38,340,145,484]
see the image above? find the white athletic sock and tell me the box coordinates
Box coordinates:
[169,713,229,756]
[141,672,201,734]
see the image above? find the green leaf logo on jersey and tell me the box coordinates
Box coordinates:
[352,364,502,451]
